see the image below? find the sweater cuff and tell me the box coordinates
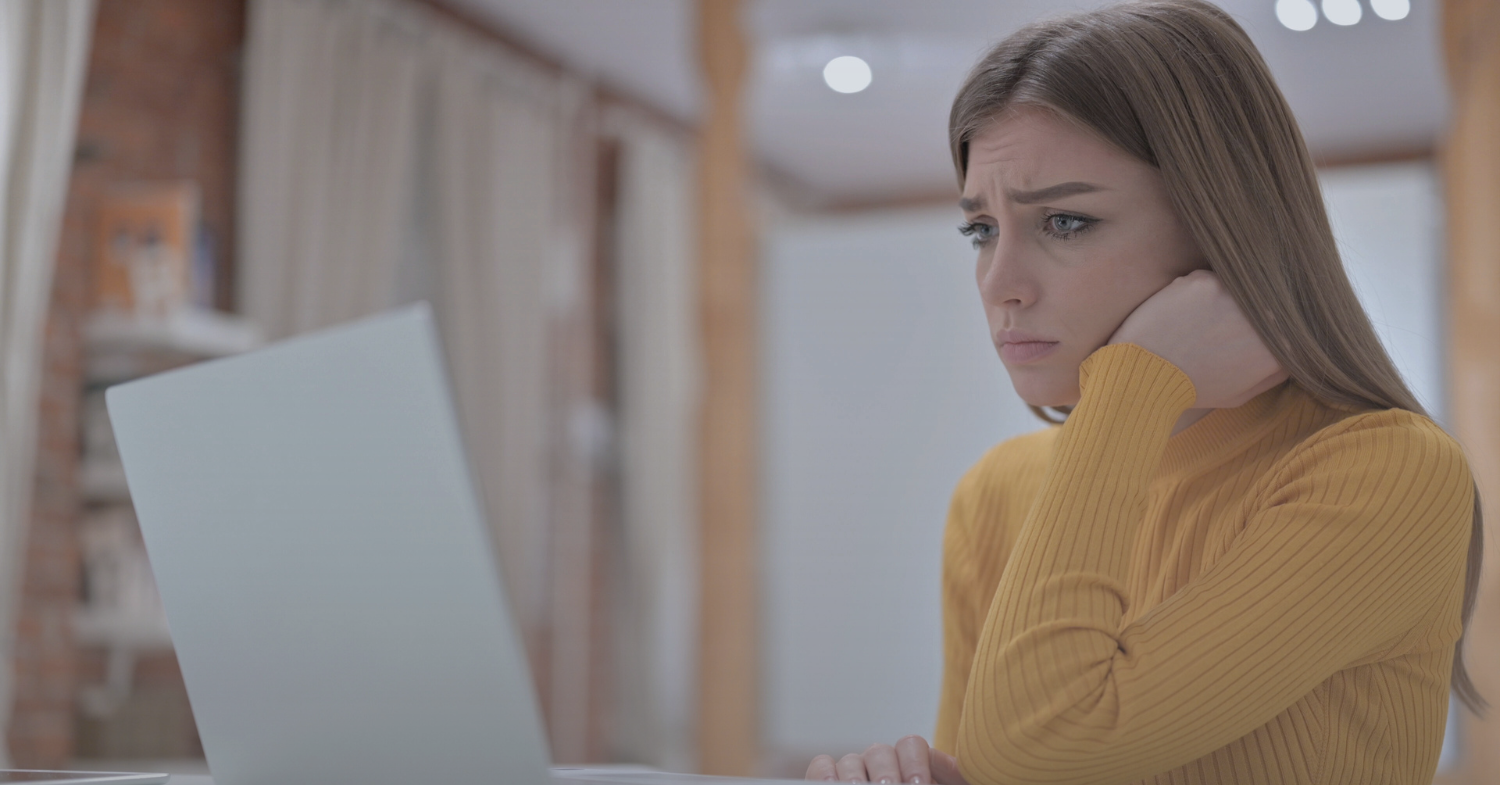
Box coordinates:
[1075,342,1197,435]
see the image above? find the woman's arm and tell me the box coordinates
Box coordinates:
[937,431,1058,753]
[935,457,985,755]
[954,342,1472,785]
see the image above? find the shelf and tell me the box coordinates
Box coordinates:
[85,308,263,382]
[85,308,262,356]
[80,460,130,503]
[73,607,173,650]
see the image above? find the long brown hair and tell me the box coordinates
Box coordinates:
[949,0,1486,716]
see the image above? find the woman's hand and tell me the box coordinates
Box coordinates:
[1107,269,1288,408]
[805,735,967,784]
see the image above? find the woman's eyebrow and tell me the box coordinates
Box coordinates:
[958,181,1104,213]
[1007,181,1103,204]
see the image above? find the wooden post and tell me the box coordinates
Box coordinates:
[1443,0,1500,782]
[695,0,759,775]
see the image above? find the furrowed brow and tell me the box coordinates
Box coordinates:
[1006,181,1102,204]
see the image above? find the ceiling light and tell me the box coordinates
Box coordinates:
[1275,0,1318,30]
[823,56,872,94]
[1370,0,1409,20]
[1322,0,1363,25]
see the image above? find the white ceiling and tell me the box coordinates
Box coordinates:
[447,0,1449,204]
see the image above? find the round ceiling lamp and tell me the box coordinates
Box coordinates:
[823,56,872,94]
[1322,0,1363,25]
[1275,0,1318,30]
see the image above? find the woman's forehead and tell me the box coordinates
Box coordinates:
[964,109,1149,202]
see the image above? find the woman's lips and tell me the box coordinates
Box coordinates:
[999,340,1060,364]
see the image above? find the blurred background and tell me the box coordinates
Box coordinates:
[0,0,1497,781]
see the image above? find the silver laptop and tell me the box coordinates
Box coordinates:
[111,305,793,785]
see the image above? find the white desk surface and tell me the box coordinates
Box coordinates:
[161,768,807,785]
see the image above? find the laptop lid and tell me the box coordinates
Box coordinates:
[106,304,552,785]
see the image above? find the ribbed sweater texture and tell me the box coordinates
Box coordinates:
[934,342,1473,785]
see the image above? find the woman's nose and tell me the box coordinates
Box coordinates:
[978,239,1035,308]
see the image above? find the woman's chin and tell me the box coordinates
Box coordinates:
[1010,376,1080,410]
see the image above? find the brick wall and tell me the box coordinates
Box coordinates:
[9,0,246,767]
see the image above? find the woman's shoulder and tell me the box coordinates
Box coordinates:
[1259,402,1472,508]
[1293,404,1463,463]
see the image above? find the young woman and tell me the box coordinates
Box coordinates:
[805,1,1484,783]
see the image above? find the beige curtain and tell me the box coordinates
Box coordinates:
[237,0,423,339]
[604,107,701,772]
[238,0,593,757]
[0,0,96,766]
[238,0,575,614]
[422,26,588,753]
[1443,0,1500,782]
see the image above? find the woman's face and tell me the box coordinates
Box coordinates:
[960,105,1204,408]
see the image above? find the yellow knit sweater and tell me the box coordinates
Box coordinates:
[934,342,1473,785]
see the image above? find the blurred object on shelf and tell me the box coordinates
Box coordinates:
[72,649,202,761]
[75,508,172,719]
[79,390,127,502]
[93,183,200,318]
[81,389,117,466]
[191,224,218,311]
[76,508,168,649]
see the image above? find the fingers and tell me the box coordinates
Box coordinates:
[862,743,900,784]
[835,752,868,782]
[807,754,838,781]
[894,735,933,784]
[928,748,968,785]
[809,738,950,784]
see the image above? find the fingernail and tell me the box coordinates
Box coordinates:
[879,780,893,784]
[910,778,925,785]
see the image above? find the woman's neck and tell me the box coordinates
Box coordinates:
[1171,407,1212,437]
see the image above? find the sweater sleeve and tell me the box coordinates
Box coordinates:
[935,456,986,754]
[955,342,1473,785]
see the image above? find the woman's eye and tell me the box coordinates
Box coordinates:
[1044,213,1095,238]
[958,221,997,249]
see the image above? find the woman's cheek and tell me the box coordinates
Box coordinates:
[1078,271,1152,345]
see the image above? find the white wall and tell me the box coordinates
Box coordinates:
[1319,161,1458,769]
[758,161,1450,767]
[1320,162,1446,422]
[759,205,1040,762]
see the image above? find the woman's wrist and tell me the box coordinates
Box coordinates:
[1076,342,1197,431]
[1103,271,1288,408]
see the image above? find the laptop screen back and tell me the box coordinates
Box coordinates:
[106,305,552,785]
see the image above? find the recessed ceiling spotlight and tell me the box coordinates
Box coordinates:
[823,56,872,94]
[1370,0,1410,20]
[1275,0,1318,30]
[1322,0,1363,25]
